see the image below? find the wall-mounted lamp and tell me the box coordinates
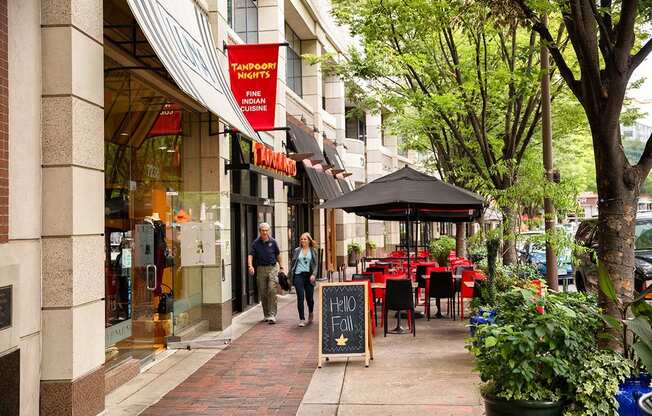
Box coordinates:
[288,152,314,161]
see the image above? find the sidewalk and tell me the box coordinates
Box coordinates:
[108,291,482,416]
[297,313,483,415]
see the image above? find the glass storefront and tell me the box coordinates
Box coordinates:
[104,62,223,366]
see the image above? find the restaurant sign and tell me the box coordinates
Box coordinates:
[252,142,297,177]
[227,44,281,131]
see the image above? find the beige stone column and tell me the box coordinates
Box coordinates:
[204,1,235,331]
[40,2,106,415]
[364,112,385,254]
[2,1,43,414]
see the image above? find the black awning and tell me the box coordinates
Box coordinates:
[286,120,343,200]
[287,120,324,163]
[304,166,343,200]
[323,141,353,193]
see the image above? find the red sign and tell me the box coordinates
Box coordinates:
[227,44,280,131]
[148,103,182,137]
[252,142,297,177]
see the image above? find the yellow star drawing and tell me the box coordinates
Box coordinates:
[336,333,348,346]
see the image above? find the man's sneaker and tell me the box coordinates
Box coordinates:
[268,316,276,324]
[298,320,306,327]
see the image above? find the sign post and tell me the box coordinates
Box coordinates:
[318,281,373,368]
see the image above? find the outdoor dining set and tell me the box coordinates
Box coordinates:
[348,249,487,337]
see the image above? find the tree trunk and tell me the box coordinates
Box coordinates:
[593,125,638,351]
[501,205,518,265]
[455,223,467,258]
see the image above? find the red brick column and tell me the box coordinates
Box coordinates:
[0,0,7,244]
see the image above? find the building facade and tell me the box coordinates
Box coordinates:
[1,0,418,415]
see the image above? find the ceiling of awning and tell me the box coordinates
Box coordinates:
[126,0,259,141]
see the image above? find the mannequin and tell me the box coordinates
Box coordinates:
[143,212,169,295]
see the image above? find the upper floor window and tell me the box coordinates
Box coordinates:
[228,0,258,44]
[345,107,366,141]
[285,23,303,97]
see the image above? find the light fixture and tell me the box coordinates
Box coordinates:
[166,149,176,153]
[342,172,353,177]
[313,126,319,133]
[288,152,314,161]
[120,132,128,136]
[322,132,327,139]
[159,146,167,150]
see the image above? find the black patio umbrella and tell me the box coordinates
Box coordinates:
[320,166,486,272]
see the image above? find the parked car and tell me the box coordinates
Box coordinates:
[574,213,652,294]
[521,249,574,285]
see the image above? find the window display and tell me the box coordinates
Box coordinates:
[104,66,223,366]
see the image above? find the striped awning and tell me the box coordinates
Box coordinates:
[127,0,259,140]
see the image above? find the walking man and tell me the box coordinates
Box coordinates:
[248,222,282,324]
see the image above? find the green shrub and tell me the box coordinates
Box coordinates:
[429,236,456,265]
[467,232,487,262]
[468,288,632,414]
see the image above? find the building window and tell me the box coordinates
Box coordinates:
[285,23,303,97]
[345,107,366,141]
[228,0,258,44]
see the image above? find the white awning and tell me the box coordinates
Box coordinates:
[127,0,258,140]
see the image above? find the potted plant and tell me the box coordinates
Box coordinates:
[429,236,456,265]
[468,286,631,415]
[366,240,377,257]
[347,242,362,267]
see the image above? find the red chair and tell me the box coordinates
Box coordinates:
[459,271,476,319]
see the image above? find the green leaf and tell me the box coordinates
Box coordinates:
[628,316,652,350]
[634,341,652,372]
[632,301,652,320]
[535,325,546,338]
[485,336,498,347]
[601,314,622,329]
[597,260,618,303]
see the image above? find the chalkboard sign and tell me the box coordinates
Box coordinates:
[318,282,373,367]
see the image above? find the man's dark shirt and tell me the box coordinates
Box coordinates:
[249,237,280,267]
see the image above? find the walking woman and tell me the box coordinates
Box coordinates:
[289,233,318,327]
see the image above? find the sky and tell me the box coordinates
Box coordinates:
[628,36,652,126]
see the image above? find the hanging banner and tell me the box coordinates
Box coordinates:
[148,103,182,137]
[227,44,280,131]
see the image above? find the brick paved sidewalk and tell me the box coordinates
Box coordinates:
[140,298,318,416]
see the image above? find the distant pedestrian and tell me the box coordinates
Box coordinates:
[248,222,282,324]
[289,233,318,327]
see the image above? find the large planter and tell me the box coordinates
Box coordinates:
[483,395,564,416]
[469,308,496,337]
[347,251,359,267]
[617,374,652,416]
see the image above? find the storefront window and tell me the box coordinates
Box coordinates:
[285,23,303,97]
[104,64,223,366]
